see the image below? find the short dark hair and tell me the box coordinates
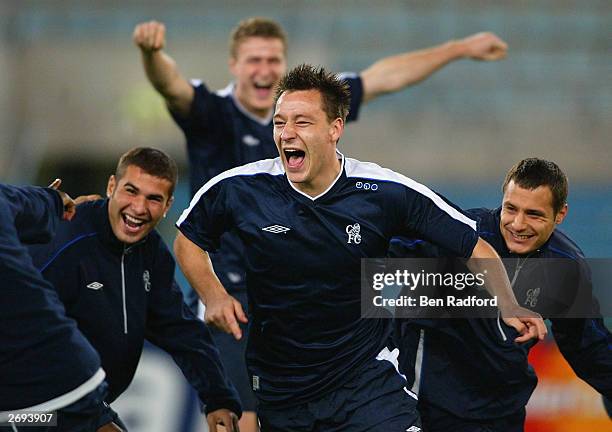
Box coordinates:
[115,147,178,196]
[275,64,351,122]
[502,158,568,214]
[230,17,287,58]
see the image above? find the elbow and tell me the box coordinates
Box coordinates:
[173,232,185,260]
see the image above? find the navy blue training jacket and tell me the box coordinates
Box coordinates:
[391,207,612,419]
[28,199,241,416]
[0,184,104,411]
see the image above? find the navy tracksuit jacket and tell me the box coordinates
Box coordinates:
[391,207,612,419]
[28,199,241,416]
[0,184,104,411]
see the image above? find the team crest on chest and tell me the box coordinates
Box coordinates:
[143,270,151,292]
[524,287,540,307]
[346,223,362,244]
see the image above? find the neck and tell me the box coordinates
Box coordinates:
[294,154,342,198]
[234,90,272,121]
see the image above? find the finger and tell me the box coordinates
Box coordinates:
[224,308,242,340]
[48,178,61,189]
[133,24,143,44]
[148,22,160,48]
[74,194,102,205]
[220,413,235,432]
[63,206,76,221]
[533,318,548,340]
[153,24,165,50]
[206,415,217,432]
[233,414,240,432]
[514,323,537,343]
[486,46,507,60]
[234,299,248,324]
[505,317,526,335]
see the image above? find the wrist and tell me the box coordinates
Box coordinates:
[444,39,468,60]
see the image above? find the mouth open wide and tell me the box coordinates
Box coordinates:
[122,213,146,233]
[254,82,273,98]
[284,149,305,170]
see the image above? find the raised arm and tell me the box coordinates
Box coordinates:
[360,32,507,103]
[133,20,194,116]
[174,231,247,340]
[468,237,547,342]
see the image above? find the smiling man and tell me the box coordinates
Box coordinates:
[28,148,241,432]
[134,18,510,428]
[391,158,612,431]
[174,65,545,431]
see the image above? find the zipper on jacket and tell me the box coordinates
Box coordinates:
[497,253,536,341]
[121,247,128,334]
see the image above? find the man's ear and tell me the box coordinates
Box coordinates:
[555,204,568,225]
[164,196,174,218]
[228,57,238,77]
[329,117,344,145]
[106,175,116,198]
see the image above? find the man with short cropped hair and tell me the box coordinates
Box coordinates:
[28,148,241,432]
[392,158,612,431]
[174,65,545,431]
[134,19,510,428]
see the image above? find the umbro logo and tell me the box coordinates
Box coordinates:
[242,134,260,147]
[262,225,290,234]
[87,281,104,290]
[406,427,421,432]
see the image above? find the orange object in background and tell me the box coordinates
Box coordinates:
[525,338,611,431]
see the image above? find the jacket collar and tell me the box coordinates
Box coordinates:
[92,199,148,254]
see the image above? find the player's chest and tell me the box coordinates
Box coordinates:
[234,195,390,264]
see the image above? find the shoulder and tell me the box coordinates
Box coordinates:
[545,229,585,260]
[344,157,477,228]
[177,158,284,225]
[193,157,284,195]
[344,156,445,197]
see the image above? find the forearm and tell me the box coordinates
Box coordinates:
[141,50,183,96]
[360,40,465,103]
[174,232,226,304]
[467,238,519,310]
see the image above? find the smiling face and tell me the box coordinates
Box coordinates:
[273,89,343,197]
[106,165,173,244]
[230,36,287,119]
[500,180,567,254]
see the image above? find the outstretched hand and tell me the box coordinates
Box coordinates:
[502,304,548,343]
[204,292,248,340]
[460,32,508,61]
[133,20,166,53]
[48,178,76,221]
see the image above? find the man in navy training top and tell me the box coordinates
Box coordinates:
[28,148,241,432]
[392,158,612,431]
[0,182,123,432]
[174,64,546,431]
[134,17,509,429]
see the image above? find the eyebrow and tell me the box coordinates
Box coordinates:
[124,182,165,201]
[526,209,546,217]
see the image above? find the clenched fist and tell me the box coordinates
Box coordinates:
[133,20,166,52]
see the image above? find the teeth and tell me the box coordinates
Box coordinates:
[512,233,531,240]
[124,214,144,226]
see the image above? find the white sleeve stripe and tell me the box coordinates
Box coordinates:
[176,158,284,226]
[0,368,106,418]
[345,158,477,231]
